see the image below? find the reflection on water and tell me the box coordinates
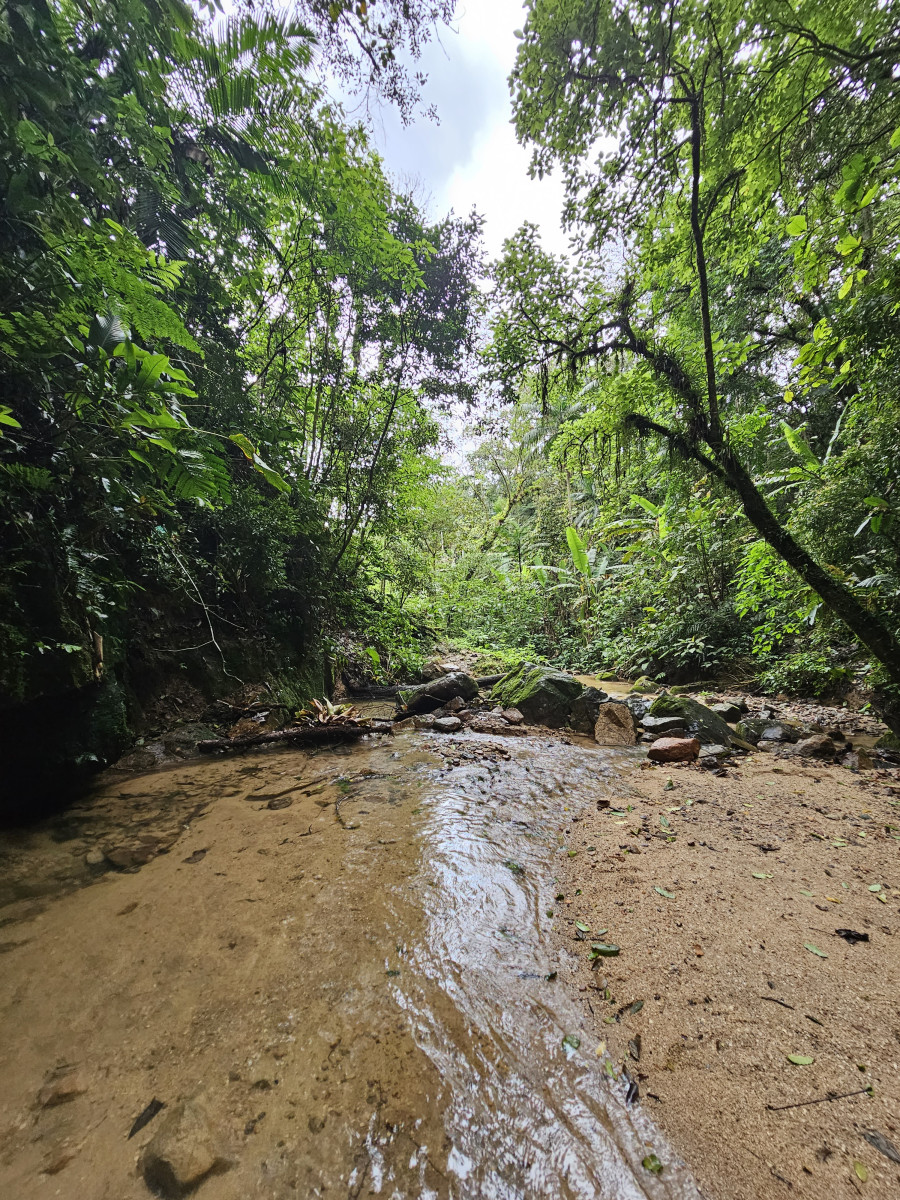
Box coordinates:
[0,727,698,1199]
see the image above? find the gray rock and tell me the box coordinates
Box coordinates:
[709,702,742,723]
[568,687,609,734]
[420,660,448,681]
[468,714,528,736]
[790,734,837,759]
[501,707,524,725]
[593,702,637,746]
[432,716,462,733]
[758,723,801,744]
[413,714,436,729]
[139,1100,229,1197]
[647,694,733,746]
[623,694,650,721]
[85,848,105,866]
[491,663,584,727]
[640,715,687,735]
[398,671,479,715]
[721,695,750,713]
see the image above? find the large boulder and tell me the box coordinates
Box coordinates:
[492,663,583,728]
[397,671,479,715]
[593,702,637,746]
[568,686,609,734]
[648,693,733,746]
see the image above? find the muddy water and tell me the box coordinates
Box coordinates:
[0,728,699,1199]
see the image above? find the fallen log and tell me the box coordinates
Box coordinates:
[197,723,385,754]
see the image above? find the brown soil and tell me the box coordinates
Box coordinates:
[554,750,900,1199]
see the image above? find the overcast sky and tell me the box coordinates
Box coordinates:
[339,1,570,261]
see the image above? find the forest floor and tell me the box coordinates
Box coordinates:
[554,746,900,1200]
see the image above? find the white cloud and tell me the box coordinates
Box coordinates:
[365,0,571,260]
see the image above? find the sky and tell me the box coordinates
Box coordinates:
[338,1,571,261]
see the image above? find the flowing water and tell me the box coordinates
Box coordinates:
[0,725,700,1199]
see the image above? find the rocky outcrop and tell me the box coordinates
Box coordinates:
[593,702,637,746]
[647,693,732,746]
[491,663,583,727]
[397,671,479,715]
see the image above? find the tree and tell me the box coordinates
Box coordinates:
[492,0,900,716]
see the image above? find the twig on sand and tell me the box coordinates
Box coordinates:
[766,1086,872,1112]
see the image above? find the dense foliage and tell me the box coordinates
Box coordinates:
[0,0,477,713]
[4,0,900,768]
[382,0,900,717]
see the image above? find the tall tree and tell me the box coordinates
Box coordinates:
[492,0,900,716]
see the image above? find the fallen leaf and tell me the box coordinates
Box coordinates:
[654,886,675,898]
[804,942,828,958]
[630,999,644,1014]
[854,1161,868,1182]
[868,883,882,892]
[752,872,772,880]
[574,920,590,933]
[642,1153,663,1176]
[590,942,621,958]
[562,1033,580,1051]
[503,860,525,875]
[863,1129,900,1165]
[836,928,869,944]
[786,1054,814,1065]
[594,1041,606,1057]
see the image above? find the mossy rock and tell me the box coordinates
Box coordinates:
[648,692,732,746]
[568,686,609,734]
[875,729,900,751]
[492,663,584,728]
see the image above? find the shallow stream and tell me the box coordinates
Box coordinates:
[0,726,700,1199]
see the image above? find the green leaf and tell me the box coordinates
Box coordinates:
[804,943,828,958]
[654,886,675,898]
[854,1162,868,1182]
[565,525,589,576]
[838,275,854,300]
[785,214,807,236]
[786,1054,814,1065]
[562,1033,581,1051]
[589,942,620,957]
[642,1153,663,1176]
[868,883,882,892]
[574,920,590,932]
[751,872,772,879]
[779,421,819,471]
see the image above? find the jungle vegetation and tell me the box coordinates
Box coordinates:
[3,0,900,745]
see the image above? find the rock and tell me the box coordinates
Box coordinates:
[468,714,528,736]
[392,717,416,732]
[420,660,449,681]
[432,716,462,733]
[629,676,658,694]
[709,702,742,723]
[843,747,875,770]
[875,730,900,751]
[758,723,801,744]
[648,693,733,745]
[791,734,837,759]
[163,724,221,755]
[698,743,730,760]
[568,687,609,734]
[139,1100,229,1198]
[623,694,651,721]
[413,714,435,730]
[445,696,466,713]
[84,847,105,866]
[398,671,479,715]
[721,695,749,713]
[491,663,584,727]
[501,707,524,725]
[640,714,687,735]
[37,1069,88,1109]
[103,845,139,869]
[648,737,700,763]
[593,703,637,746]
